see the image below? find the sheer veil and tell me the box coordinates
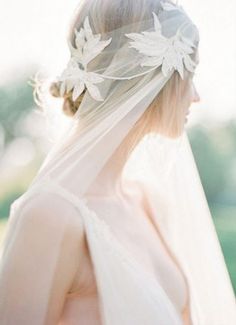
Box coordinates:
[0,1,235,324]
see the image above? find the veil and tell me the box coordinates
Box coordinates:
[0,1,235,324]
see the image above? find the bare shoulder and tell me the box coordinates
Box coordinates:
[14,190,85,245]
[0,191,86,324]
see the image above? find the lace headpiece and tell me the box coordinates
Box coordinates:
[57,1,198,102]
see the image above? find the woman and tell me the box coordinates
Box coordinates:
[0,1,235,324]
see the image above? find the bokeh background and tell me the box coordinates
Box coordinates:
[0,0,235,293]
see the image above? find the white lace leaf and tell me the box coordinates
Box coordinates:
[68,39,83,64]
[59,76,84,101]
[74,28,86,52]
[58,58,80,81]
[126,30,167,58]
[125,12,166,57]
[183,54,196,73]
[125,32,145,43]
[84,71,104,101]
[162,45,185,79]
[70,16,112,67]
[175,52,185,79]
[85,71,104,84]
[65,17,112,68]
[66,79,75,93]
[140,56,163,68]
[162,55,173,77]
[83,16,95,41]
[70,70,104,101]
[126,11,196,79]
[57,62,97,101]
[56,16,112,102]
[141,31,165,42]
[58,59,81,97]
[85,82,104,101]
[58,49,107,102]
[72,82,85,101]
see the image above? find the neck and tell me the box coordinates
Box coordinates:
[86,141,130,198]
[85,123,144,198]
[85,115,147,198]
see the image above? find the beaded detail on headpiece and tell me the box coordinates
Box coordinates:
[56,1,198,102]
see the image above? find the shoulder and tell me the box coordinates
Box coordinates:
[0,191,86,323]
[13,190,85,244]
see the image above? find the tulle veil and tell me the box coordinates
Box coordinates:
[0,1,235,324]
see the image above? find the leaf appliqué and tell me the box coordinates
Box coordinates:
[125,10,197,80]
[57,16,112,101]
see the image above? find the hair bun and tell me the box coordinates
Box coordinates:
[63,97,79,117]
[49,81,61,98]
[49,81,86,117]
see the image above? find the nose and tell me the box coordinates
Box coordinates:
[192,82,200,103]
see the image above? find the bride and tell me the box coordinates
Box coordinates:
[0,1,235,324]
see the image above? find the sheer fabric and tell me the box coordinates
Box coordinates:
[0,0,236,324]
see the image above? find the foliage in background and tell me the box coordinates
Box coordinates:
[0,77,35,144]
[189,123,236,206]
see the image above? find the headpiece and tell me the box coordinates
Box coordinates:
[57,1,198,102]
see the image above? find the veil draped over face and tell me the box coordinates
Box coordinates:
[0,1,235,324]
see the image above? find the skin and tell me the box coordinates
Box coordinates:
[59,75,201,325]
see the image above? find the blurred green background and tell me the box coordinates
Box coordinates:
[0,71,236,295]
